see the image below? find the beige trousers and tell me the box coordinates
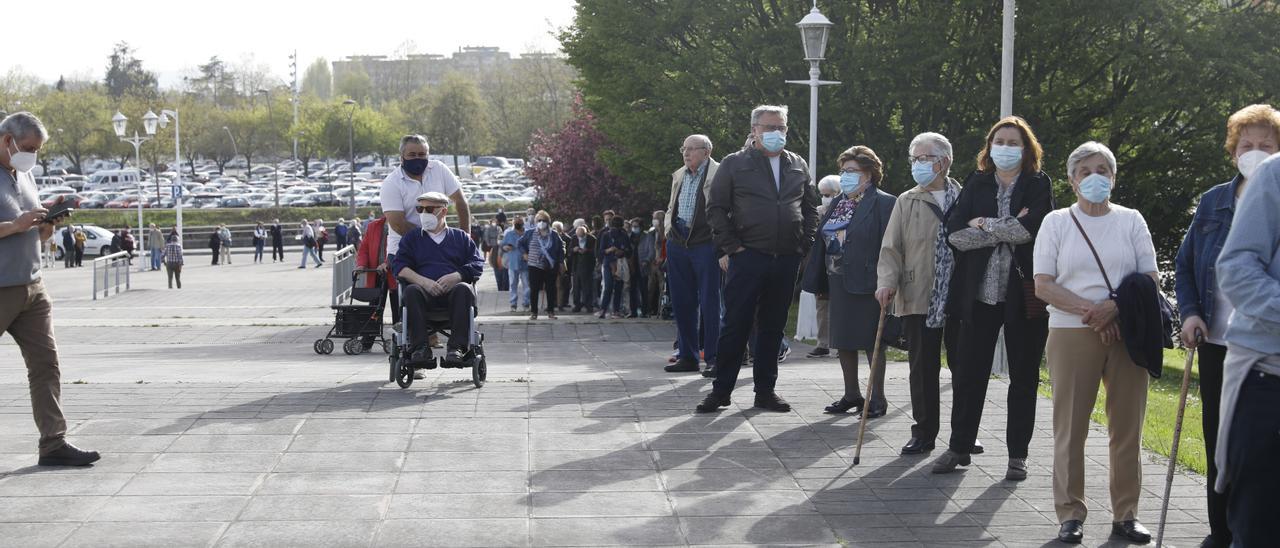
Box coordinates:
[0,281,68,455]
[1047,327,1149,523]
[816,296,830,348]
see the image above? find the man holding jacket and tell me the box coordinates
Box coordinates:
[698,106,819,413]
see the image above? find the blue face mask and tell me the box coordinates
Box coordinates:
[989,145,1023,171]
[839,172,862,194]
[911,161,936,186]
[761,130,786,153]
[1078,173,1112,204]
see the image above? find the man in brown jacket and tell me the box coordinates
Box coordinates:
[876,131,962,455]
[663,134,721,375]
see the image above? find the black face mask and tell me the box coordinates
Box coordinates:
[402,158,428,176]
[514,223,524,231]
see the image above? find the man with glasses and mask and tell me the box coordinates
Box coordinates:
[698,105,820,413]
[380,135,471,262]
[392,192,484,368]
[663,134,721,376]
[0,112,100,466]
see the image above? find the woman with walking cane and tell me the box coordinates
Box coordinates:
[801,145,896,417]
[1032,142,1160,545]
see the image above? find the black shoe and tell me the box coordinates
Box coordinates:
[700,363,717,378]
[1110,520,1151,544]
[823,396,864,414]
[930,450,971,474]
[805,347,830,358]
[444,348,466,368]
[38,444,101,466]
[971,440,984,454]
[753,392,792,412]
[664,358,699,373]
[865,400,888,418]
[901,438,935,455]
[1200,534,1232,548]
[1057,520,1084,544]
[407,345,434,368]
[695,393,731,413]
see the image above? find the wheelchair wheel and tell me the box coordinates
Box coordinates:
[472,353,487,388]
[396,359,414,389]
[320,339,334,355]
[387,345,400,383]
[382,341,391,354]
[313,339,324,355]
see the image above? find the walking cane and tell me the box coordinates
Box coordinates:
[1156,329,1201,548]
[853,304,889,466]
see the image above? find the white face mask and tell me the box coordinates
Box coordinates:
[537,221,549,231]
[6,137,37,173]
[1238,149,1271,180]
[420,211,440,232]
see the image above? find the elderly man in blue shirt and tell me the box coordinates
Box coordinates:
[392,192,484,367]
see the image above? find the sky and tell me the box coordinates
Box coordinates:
[3,0,577,88]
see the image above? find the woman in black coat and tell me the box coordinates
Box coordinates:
[931,116,1054,482]
[208,231,222,265]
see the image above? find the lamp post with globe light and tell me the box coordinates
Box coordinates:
[111,110,158,270]
[785,2,839,182]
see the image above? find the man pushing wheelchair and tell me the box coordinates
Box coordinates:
[391,192,485,370]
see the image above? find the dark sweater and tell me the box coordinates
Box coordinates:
[392,227,484,283]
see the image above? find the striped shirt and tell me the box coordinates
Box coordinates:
[527,232,548,269]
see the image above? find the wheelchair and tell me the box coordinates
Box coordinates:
[387,278,487,389]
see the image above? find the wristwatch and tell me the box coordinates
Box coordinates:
[976,218,988,232]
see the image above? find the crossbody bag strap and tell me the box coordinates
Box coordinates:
[1068,210,1114,295]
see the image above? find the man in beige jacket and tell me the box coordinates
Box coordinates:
[663,134,722,376]
[876,132,962,456]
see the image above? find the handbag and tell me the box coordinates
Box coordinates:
[1006,243,1048,319]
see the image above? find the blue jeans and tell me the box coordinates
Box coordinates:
[599,262,623,313]
[299,245,321,267]
[508,266,529,307]
[254,240,264,262]
[150,248,162,270]
[666,240,720,365]
[712,249,801,396]
[1226,369,1280,548]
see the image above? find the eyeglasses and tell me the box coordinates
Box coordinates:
[909,154,942,163]
[679,146,708,153]
[414,205,443,214]
[838,168,863,175]
[753,124,787,133]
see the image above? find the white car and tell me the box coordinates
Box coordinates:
[52,225,118,259]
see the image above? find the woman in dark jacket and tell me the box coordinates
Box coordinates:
[1173,103,1280,548]
[208,231,221,265]
[932,116,1054,482]
[519,210,565,321]
[802,146,896,417]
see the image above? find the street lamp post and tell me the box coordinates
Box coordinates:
[1000,0,1016,117]
[111,110,158,272]
[344,99,357,219]
[785,2,839,182]
[221,126,238,174]
[157,110,183,239]
[258,89,280,208]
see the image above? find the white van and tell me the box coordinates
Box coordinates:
[87,169,144,191]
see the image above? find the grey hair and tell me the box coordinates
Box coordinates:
[0,111,49,142]
[750,105,789,126]
[686,134,713,151]
[572,218,585,228]
[399,134,429,154]
[908,132,953,162]
[817,175,841,196]
[1066,141,1117,179]
[551,221,564,232]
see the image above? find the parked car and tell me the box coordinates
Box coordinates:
[53,225,117,259]
[217,197,251,208]
[468,191,509,204]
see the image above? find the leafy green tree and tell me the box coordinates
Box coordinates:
[429,74,493,175]
[36,85,111,174]
[104,42,158,100]
[334,65,373,105]
[302,58,333,100]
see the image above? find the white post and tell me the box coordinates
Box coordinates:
[1000,0,1015,118]
[133,138,144,272]
[173,111,183,239]
[808,62,819,181]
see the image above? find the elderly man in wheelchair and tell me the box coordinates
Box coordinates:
[389,191,486,386]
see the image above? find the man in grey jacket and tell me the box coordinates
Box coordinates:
[664,135,721,375]
[697,105,820,413]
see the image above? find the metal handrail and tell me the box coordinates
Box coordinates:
[92,251,131,300]
[331,245,357,306]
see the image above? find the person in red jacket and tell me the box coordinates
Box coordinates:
[357,216,399,350]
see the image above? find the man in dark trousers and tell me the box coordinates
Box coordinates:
[663,134,721,375]
[269,218,285,262]
[495,206,507,229]
[698,105,818,414]
[570,225,597,313]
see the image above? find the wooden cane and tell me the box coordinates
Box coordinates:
[853,304,889,466]
[1156,330,1201,548]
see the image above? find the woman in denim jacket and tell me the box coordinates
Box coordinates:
[1173,103,1280,548]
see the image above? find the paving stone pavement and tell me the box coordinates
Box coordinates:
[0,261,1212,547]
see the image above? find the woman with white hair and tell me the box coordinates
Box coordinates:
[804,175,842,359]
[1032,141,1158,545]
[875,132,962,455]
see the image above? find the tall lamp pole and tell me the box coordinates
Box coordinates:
[1000,0,1015,117]
[258,88,280,207]
[111,110,158,272]
[158,110,183,239]
[344,99,357,219]
[222,126,238,174]
[785,2,839,182]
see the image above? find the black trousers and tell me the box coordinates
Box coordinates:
[712,249,801,396]
[903,315,959,443]
[271,238,285,261]
[572,266,594,310]
[947,301,1048,458]
[1197,343,1231,543]
[402,283,474,351]
[528,266,557,314]
[1225,369,1280,547]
